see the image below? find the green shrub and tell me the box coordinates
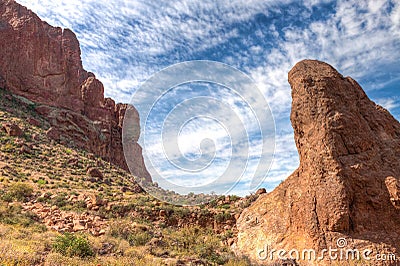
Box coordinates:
[0,201,43,230]
[128,231,152,246]
[51,193,67,208]
[52,233,93,258]
[109,220,152,247]
[2,182,33,202]
[164,226,227,263]
[220,204,231,209]
[36,179,47,185]
[215,211,231,223]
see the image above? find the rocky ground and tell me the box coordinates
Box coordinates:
[0,87,259,265]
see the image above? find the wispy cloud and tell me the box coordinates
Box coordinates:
[17,0,400,196]
[375,97,400,111]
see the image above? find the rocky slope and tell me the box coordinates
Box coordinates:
[0,87,256,265]
[235,60,400,265]
[0,0,150,181]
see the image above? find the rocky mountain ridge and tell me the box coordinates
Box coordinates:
[0,0,150,181]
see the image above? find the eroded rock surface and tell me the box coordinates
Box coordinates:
[0,0,150,181]
[236,60,400,265]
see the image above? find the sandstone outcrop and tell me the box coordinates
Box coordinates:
[0,0,151,181]
[236,60,400,265]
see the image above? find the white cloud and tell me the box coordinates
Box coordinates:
[15,0,400,196]
[375,97,400,111]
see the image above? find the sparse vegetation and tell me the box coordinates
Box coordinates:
[1,182,33,202]
[52,233,94,258]
[0,89,253,265]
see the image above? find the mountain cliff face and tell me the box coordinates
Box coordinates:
[0,0,150,181]
[235,60,400,265]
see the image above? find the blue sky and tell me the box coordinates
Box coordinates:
[19,0,400,196]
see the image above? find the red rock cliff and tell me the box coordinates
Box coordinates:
[0,0,151,181]
[236,60,400,265]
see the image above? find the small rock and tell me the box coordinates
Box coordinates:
[73,219,85,231]
[27,117,40,127]
[2,123,23,137]
[223,225,231,230]
[46,127,61,140]
[131,185,143,193]
[19,145,32,154]
[0,162,8,169]
[255,188,267,195]
[159,209,167,217]
[32,133,40,141]
[87,167,103,179]
[67,158,79,166]
[99,242,114,255]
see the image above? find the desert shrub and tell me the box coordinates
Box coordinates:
[224,257,252,266]
[75,200,87,210]
[219,204,231,209]
[215,211,231,223]
[128,231,152,246]
[52,233,93,258]
[0,142,16,152]
[109,220,152,247]
[1,182,33,202]
[0,201,43,229]
[0,242,42,266]
[164,226,228,263]
[229,195,241,201]
[51,192,68,208]
[102,203,136,218]
[36,179,47,185]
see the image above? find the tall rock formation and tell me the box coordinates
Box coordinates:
[236,60,400,265]
[0,0,151,181]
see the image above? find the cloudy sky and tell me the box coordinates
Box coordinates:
[19,0,400,196]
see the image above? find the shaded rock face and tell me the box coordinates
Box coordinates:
[0,0,151,181]
[236,60,400,265]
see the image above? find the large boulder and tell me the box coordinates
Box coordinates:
[235,60,400,265]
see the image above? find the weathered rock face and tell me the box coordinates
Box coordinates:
[0,0,85,112]
[0,0,151,181]
[236,60,400,265]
